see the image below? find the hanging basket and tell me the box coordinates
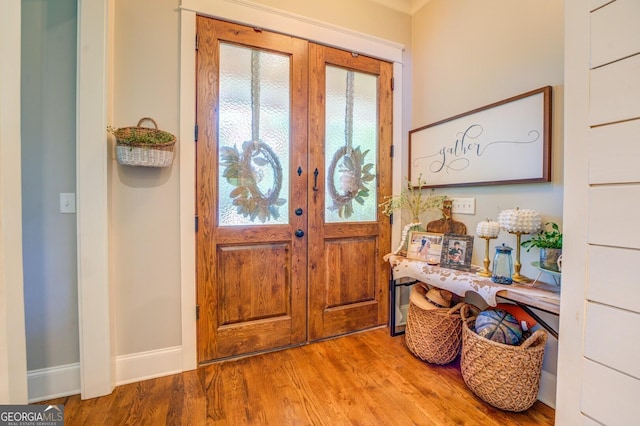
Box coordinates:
[460,316,548,412]
[112,117,176,168]
[404,284,477,364]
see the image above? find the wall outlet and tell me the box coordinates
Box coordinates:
[451,197,475,215]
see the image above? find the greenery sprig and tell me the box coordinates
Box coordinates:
[107,126,175,145]
[379,174,447,220]
[521,222,563,251]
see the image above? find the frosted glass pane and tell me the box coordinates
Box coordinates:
[325,66,378,223]
[218,43,290,226]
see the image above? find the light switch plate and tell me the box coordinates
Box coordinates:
[59,193,76,213]
[451,197,475,215]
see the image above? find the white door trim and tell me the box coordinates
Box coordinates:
[0,0,28,404]
[76,0,114,398]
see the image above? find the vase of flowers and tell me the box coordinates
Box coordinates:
[379,174,447,256]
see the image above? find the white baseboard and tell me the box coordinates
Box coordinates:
[538,369,557,409]
[28,363,81,403]
[115,346,183,386]
[28,346,184,402]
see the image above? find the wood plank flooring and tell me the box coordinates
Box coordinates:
[37,328,554,425]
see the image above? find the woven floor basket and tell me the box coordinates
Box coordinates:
[404,286,475,364]
[461,317,548,412]
[114,118,176,168]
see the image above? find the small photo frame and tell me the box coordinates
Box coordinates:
[440,234,474,270]
[406,231,444,264]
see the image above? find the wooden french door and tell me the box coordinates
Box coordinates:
[196,17,391,363]
[307,44,392,340]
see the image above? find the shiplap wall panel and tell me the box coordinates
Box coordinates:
[589,119,640,184]
[581,359,640,425]
[591,0,614,12]
[579,415,601,426]
[588,185,640,249]
[588,245,640,313]
[584,302,640,380]
[590,0,640,68]
[590,54,640,126]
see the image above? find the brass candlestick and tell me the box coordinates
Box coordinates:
[497,208,542,284]
[477,235,498,277]
[510,231,530,283]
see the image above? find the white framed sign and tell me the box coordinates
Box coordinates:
[409,86,552,188]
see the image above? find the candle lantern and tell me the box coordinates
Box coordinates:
[476,219,501,277]
[497,208,542,283]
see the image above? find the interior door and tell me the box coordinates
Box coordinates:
[307,44,393,340]
[196,17,309,362]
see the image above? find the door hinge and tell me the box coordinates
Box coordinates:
[390,213,393,225]
[196,305,200,320]
[390,145,394,158]
[195,215,199,232]
[195,34,199,51]
[194,123,199,142]
[391,77,394,91]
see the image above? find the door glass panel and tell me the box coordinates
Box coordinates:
[218,43,290,226]
[325,66,378,223]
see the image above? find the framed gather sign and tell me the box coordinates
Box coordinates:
[409,86,552,188]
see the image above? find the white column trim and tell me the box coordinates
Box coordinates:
[179,0,404,369]
[179,10,198,371]
[76,0,114,399]
[0,0,28,404]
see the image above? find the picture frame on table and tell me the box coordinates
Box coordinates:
[406,231,444,264]
[440,234,474,270]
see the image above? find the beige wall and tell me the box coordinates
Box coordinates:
[411,0,564,403]
[112,0,182,354]
[250,0,412,45]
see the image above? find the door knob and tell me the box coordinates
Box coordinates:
[295,229,304,238]
[295,208,303,216]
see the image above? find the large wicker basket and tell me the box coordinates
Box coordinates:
[404,285,475,364]
[461,317,548,412]
[113,117,176,167]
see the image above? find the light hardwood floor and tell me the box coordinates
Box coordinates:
[38,328,554,425]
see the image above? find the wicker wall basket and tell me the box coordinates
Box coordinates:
[404,285,475,364]
[460,317,548,412]
[113,117,176,168]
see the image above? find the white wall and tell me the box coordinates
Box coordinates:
[411,0,564,406]
[21,0,79,373]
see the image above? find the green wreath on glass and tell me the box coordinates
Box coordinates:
[220,140,285,223]
[327,146,375,218]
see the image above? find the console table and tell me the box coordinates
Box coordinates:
[387,255,560,337]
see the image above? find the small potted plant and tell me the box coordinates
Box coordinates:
[108,117,176,167]
[521,222,563,272]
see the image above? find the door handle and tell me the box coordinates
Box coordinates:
[295,229,305,238]
[313,168,319,191]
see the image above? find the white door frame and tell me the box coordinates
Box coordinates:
[76,0,115,399]
[0,0,28,404]
[178,0,405,369]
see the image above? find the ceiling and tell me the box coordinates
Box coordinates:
[368,0,430,15]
